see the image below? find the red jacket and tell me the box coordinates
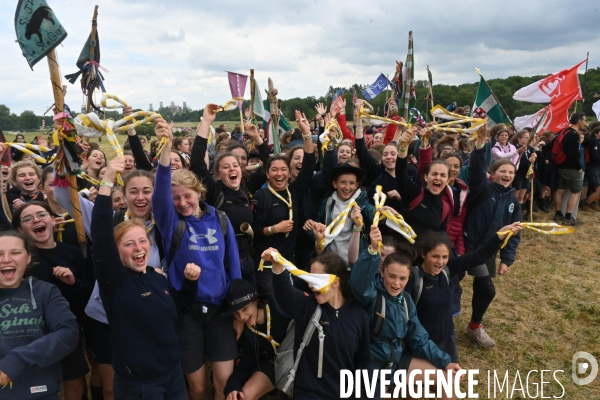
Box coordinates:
[336,114,355,146]
[383,116,401,144]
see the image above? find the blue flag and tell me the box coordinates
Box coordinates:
[362,74,389,100]
[14,0,68,69]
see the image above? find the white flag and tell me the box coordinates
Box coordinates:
[593,100,600,121]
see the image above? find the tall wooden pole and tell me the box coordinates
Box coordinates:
[427,65,435,123]
[86,5,99,114]
[48,49,87,256]
[404,31,413,122]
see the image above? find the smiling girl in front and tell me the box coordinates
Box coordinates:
[4,160,43,212]
[152,118,241,400]
[350,226,460,399]
[91,156,200,399]
[404,223,522,363]
[463,126,522,349]
[0,231,79,400]
[263,249,372,400]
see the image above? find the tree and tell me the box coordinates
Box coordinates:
[19,110,39,130]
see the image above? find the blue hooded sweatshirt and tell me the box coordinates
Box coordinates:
[0,277,78,400]
[152,164,241,304]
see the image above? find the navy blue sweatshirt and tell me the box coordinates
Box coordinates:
[91,194,198,379]
[273,271,373,400]
[405,235,502,343]
[0,277,78,400]
[25,242,92,323]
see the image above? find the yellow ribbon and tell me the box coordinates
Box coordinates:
[152,137,168,161]
[246,304,280,352]
[79,172,100,186]
[372,186,386,254]
[57,218,74,242]
[358,100,411,129]
[6,143,51,163]
[497,223,574,249]
[380,209,417,244]
[319,118,343,152]
[429,105,487,139]
[74,94,163,186]
[320,193,363,249]
[259,250,337,293]
[1,381,12,389]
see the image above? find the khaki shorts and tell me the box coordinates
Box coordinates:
[557,168,583,193]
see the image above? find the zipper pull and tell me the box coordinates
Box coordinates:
[336,310,339,318]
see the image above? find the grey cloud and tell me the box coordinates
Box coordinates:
[158,30,186,43]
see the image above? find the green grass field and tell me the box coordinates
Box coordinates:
[10,130,600,399]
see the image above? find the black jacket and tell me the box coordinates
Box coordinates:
[557,127,582,170]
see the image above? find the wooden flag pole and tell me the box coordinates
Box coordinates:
[427,65,435,123]
[404,31,413,122]
[249,69,255,122]
[47,49,87,256]
[86,5,99,114]
[529,177,534,223]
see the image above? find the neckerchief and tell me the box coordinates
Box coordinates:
[125,210,155,233]
[267,183,292,238]
[247,305,280,352]
[321,189,362,248]
[19,191,43,202]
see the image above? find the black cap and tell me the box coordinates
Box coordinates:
[222,279,266,316]
[330,163,365,182]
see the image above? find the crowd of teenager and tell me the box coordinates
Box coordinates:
[0,97,595,400]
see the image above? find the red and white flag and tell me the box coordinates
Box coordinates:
[514,92,577,133]
[513,60,586,103]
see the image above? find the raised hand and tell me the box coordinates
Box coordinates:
[312,222,326,243]
[184,263,201,281]
[202,104,219,124]
[315,102,327,115]
[53,266,75,285]
[244,120,259,138]
[350,205,362,226]
[295,110,311,136]
[123,105,133,117]
[369,225,382,252]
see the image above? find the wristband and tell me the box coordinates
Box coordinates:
[353,225,363,232]
[302,134,312,141]
[268,226,273,235]
[367,246,378,256]
[399,148,408,153]
[315,241,324,250]
[476,143,485,150]
[100,180,114,188]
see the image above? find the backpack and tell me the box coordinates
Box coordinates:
[370,291,411,368]
[275,306,323,397]
[410,265,449,305]
[551,128,570,165]
[407,188,451,226]
[251,187,273,226]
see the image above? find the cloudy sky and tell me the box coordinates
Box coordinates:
[1,0,598,115]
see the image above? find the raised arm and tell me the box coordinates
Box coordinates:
[93,157,127,290]
[467,124,491,199]
[336,99,355,146]
[289,110,316,192]
[395,129,422,204]
[190,105,220,205]
[265,248,310,320]
[349,226,381,303]
[124,106,153,171]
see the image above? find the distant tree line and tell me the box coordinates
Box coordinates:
[2,67,599,132]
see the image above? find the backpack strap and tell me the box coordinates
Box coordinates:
[214,190,225,210]
[215,209,229,269]
[282,306,322,393]
[370,292,386,338]
[411,266,423,306]
[252,187,272,226]
[407,188,425,211]
[112,209,126,226]
[441,267,449,285]
[168,216,187,266]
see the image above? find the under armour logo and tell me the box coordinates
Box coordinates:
[189,227,218,244]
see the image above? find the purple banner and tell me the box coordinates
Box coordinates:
[226,71,248,109]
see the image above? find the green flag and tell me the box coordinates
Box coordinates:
[75,33,100,69]
[14,0,68,69]
[252,81,265,119]
[263,99,292,153]
[471,77,509,127]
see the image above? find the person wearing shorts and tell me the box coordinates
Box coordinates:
[554,113,587,225]
[153,120,241,400]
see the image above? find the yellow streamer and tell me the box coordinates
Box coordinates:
[429,105,487,139]
[319,118,343,152]
[6,143,51,164]
[498,223,574,249]
[259,249,337,293]
[74,94,163,186]
[372,185,386,254]
[358,100,411,129]
[320,199,358,249]
[380,209,417,244]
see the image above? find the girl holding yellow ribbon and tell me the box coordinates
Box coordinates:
[221,279,292,400]
[264,248,373,399]
[252,110,316,296]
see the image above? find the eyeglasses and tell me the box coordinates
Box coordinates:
[21,211,50,224]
